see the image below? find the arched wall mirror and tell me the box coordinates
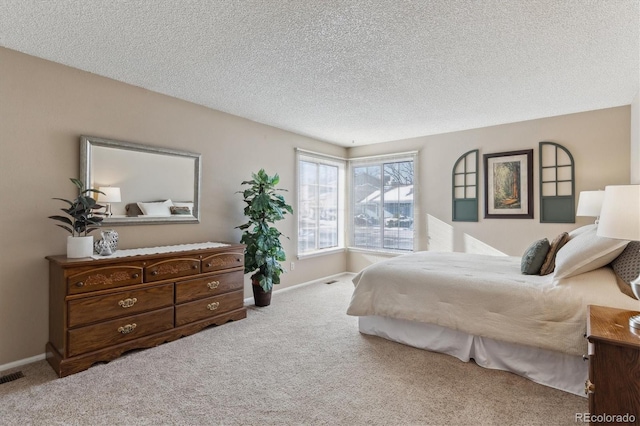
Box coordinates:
[80,136,201,225]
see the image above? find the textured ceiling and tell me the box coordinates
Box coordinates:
[0,1,638,147]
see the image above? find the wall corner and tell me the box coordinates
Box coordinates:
[631,90,640,184]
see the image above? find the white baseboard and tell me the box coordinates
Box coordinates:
[243,272,354,305]
[3,273,355,372]
[0,353,46,373]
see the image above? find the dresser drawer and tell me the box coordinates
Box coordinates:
[175,291,244,326]
[201,252,244,273]
[175,271,243,303]
[67,283,174,328]
[145,257,201,282]
[67,307,174,357]
[67,266,143,295]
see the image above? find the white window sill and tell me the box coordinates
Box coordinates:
[297,247,346,260]
[347,247,414,257]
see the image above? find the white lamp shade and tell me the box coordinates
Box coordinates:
[97,187,121,203]
[576,190,605,217]
[597,185,640,241]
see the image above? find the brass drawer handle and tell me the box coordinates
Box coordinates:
[584,379,595,395]
[151,271,159,276]
[117,323,137,334]
[192,265,198,269]
[118,298,138,308]
[207,281,220,290]
[132,273,139,279]
[207,302,220,311]
[205,263,212,268]
[76,282,84,287]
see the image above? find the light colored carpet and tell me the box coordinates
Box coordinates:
[1,273,586,425]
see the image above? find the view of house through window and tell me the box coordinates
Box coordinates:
[297,150,415,256]
[297,150,345,256]
[351,154,416,251]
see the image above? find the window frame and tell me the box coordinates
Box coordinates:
[295,149,346,259]
[348,152,418,254]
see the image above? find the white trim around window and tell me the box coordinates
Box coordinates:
[349,151,418,252]
[296,148,346,258]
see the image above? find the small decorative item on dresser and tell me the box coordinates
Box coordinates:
[49,178,105,258]
[94,237,112,256]
[236,169,293,306]
[94,229,119,256]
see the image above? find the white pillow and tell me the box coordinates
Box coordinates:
[568,224,596,239]
[137,199,174,216]
[172,202,193,214]
[554,226,629,279]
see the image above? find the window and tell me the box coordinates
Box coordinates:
[350,153,417,252]
[297,149,345,257]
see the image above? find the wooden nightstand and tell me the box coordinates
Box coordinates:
[586,305,640,425]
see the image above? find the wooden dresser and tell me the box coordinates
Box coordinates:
[586,305,640,425]
[46,243,246,377]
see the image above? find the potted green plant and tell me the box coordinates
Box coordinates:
[49,178,105,258]
[237,169,293,306]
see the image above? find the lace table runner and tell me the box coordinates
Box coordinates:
[91,242,230,259]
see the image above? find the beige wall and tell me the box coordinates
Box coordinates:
[631,91,639,184]
[347,107,631,272]
[0,47,347,366]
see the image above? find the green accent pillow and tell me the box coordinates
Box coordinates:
[521,238,551,275]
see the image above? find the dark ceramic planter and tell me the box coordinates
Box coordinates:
[252,279,272,307]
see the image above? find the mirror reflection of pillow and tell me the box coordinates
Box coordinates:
[137,199,174,216]
[125,203,144,217]
[173,202,193,214]
[170,206,191,215]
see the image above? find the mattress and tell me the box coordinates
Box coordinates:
[347,251,639,357]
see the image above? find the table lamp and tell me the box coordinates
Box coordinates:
[596,184,640,329]
[97,186,121,217]
[576,190,605,224]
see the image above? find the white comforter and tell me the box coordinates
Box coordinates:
[347,251,640,356]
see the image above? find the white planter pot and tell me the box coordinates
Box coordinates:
[67,236,94,259]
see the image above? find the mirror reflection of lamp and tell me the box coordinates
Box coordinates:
[576,190,605,224]
[97,187,121,217]
[596,184,640,330]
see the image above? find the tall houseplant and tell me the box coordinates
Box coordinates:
[49,178,105,258]
[237,169,293,306]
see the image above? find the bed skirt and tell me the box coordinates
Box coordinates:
[358,315,588,397]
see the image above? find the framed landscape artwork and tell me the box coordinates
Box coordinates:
[483,149,533,219]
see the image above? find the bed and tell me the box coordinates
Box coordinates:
[346,225,640,396]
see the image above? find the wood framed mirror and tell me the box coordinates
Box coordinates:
[80,135,201,225]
